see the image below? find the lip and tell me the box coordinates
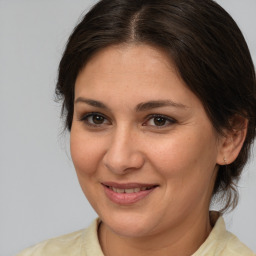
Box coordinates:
[102,182,158,189]
[102,182,158,205]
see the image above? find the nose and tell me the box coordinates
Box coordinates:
[102,127,145,175]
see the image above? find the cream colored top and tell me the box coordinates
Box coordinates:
[17,216,255,256]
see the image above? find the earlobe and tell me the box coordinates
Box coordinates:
[217,117,248,165]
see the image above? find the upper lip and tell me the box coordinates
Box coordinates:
[101,182,158,189]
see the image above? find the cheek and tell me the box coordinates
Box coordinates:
[70,128,104,177]
[149,130,218,181]
[148,135,196,174]
[149,131,219,217]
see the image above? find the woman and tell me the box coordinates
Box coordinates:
[18,0,256,255]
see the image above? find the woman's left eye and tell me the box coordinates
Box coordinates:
[143,115,176,127]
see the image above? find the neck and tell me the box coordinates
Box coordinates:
[99,211,213,256]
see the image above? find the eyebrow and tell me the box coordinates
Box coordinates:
[135,100,188,112]
[75,97,188,111]
[75,97,110,110]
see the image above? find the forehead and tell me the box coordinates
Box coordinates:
[76,44,180,90]
[83,44,174,73]
[74,44,201,110]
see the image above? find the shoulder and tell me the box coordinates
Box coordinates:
[194,213,255,256]
[218,230,256,256]
[16,229,85,256]
[16,219,103,256]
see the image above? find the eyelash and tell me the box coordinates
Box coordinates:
[79,112,110,127]
[144,114,176,128]
[79,112,176,128]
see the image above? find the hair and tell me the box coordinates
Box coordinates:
[56,0,256,212]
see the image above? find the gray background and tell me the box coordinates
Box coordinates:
[0,1,255,255]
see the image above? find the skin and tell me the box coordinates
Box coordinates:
[70,44,246,256]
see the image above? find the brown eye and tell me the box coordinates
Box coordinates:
[92,115,105,124]
[153,116,167,126]
[143,114,176,128]
[80,113,110,127]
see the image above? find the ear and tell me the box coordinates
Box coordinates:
[216,116,248,165]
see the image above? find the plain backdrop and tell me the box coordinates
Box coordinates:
[0,1,255,255]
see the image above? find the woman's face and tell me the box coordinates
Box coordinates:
[70,44,224,238]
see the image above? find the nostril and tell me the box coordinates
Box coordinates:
[102,146,145,174]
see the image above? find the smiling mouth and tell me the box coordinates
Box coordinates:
[105,185,157,194]
[101,182,158,204]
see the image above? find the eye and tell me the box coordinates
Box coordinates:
[79,112,110,127]
[143,114,176,127]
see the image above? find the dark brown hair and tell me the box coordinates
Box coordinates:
[56,0,256,212]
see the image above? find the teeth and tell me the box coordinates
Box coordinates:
[125,188,134,193]
[134,188,140,192]
[110,186,153,193]
[116,188,125,193]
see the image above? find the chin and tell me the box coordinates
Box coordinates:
[100,211,158,238]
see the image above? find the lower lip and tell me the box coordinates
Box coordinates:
[103,186,156,205]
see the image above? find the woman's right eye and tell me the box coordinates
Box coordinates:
[79,113,110,127]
